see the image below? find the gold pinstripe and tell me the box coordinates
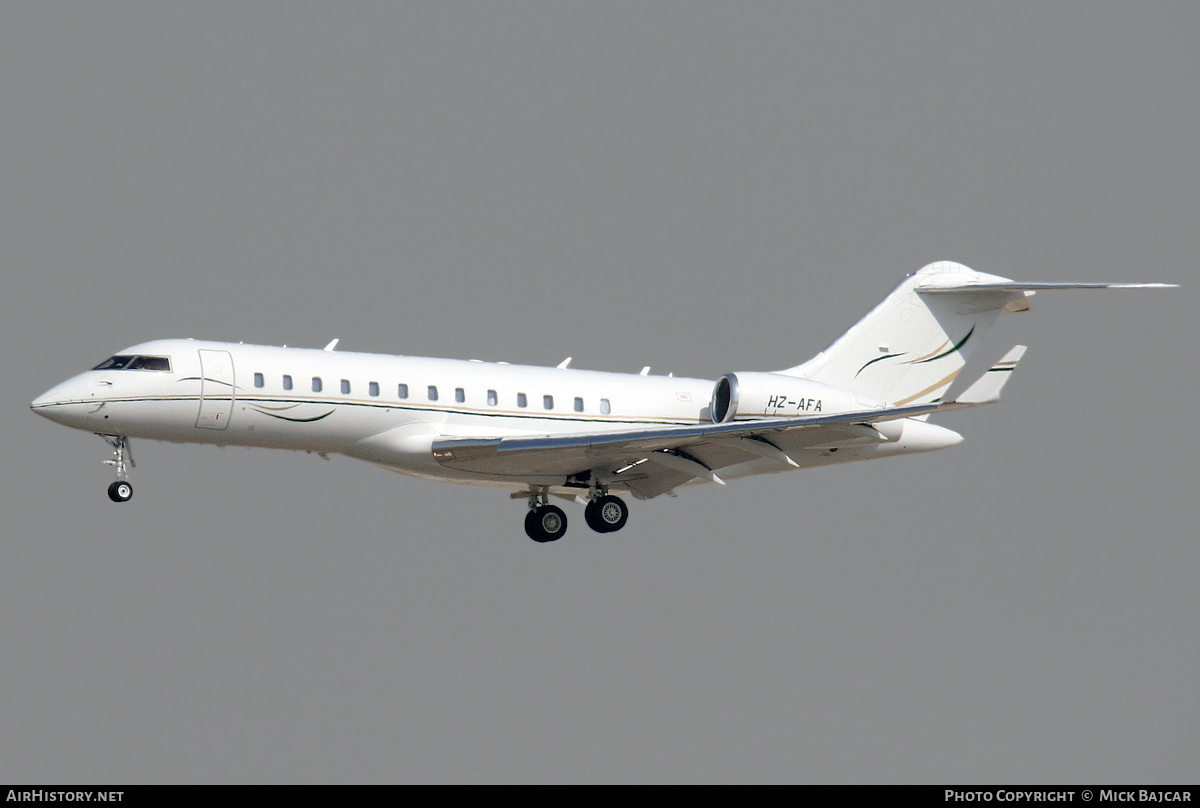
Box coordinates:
[892,369,962,406]
[903,340,950,364]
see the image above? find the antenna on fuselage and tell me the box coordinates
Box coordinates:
[557,357,572,369]
[324,339,339,352]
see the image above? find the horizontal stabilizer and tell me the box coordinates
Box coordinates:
[917,281,1176,294]
[954,346,1026,405]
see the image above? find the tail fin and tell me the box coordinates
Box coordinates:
[780,261,1174,406]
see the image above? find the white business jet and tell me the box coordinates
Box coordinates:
[32,261,1172,542]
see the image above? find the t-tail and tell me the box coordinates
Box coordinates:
[780,261,1175,407]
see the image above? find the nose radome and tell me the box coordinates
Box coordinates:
[31,378,86,411]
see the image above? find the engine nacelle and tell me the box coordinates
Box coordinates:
[710,372,883,423]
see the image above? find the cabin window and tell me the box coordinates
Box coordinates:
[487,389,498,406]
[543,395,554,410]
[369,382,379,397]
[283,375,293,391]
[455,387,465,403]
[341,379,350,395]
[428,385,438,401]
[517,393,527,408]
[312,377,322,393]
[600,398,611,415]
[574,397,584,413]
[254,373,264,388]
[398,383,408,399]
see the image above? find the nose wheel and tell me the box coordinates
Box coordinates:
[101,435,134,503]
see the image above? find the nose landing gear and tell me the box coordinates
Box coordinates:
[102,435,134,503]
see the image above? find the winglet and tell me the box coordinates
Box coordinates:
[954,345,1027,405]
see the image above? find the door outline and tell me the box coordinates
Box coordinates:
[196,349,235,430]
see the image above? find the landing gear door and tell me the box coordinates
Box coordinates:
[196,349,235,430]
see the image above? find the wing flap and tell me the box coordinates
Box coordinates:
[624,468,695,500]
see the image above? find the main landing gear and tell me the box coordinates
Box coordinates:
[525,504,568,543]
[521,486,630,543]
[102,435,134,503]
[584,495,629,533]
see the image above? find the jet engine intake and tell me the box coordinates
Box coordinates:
[710,372,881,423]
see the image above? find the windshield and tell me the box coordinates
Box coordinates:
[93,355,172,371]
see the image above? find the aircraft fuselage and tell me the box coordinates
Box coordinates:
[31,338,957,492]
[40,261,1153,541]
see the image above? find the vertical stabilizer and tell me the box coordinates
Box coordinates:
[780,262,1027,406]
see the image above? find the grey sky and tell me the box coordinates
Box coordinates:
[2,2,1197,783]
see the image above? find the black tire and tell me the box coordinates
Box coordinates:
[525,506,567,542]
[525,509,549,542]
[107,481,132,502]
[584,499,607,533]
[592,495,628,533]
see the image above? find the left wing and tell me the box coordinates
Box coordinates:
[431,347,1026,498]
[433,400,935,475]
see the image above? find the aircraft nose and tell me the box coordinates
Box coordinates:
[31,377,86,416]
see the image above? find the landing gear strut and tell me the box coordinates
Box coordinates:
[102,435,134,503]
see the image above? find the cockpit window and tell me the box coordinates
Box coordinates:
[127,356,171,371]
[93,356,136,370]
[92,355,171,371]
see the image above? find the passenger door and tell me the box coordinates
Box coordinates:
[196,349,235,430]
